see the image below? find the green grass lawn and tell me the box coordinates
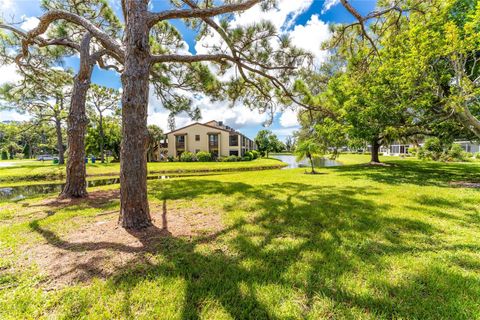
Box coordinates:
[0,158,285,183]
[1,156,480,319]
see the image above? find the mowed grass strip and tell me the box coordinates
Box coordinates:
[1,156,480,319]
[0,158,286,182]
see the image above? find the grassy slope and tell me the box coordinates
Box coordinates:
[0,158,285,182]
[1,156,480,319]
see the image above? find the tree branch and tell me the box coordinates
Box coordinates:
[148,0,261,27]
[150,53,235,64]
[19,9,124,63]
[0,23,80,51]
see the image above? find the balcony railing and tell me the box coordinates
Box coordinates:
[176,142,185,149]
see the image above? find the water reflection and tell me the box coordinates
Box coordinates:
[271,154,342,169]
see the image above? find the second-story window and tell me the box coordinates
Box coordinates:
[176,135,185,143]
[229,135,238,146]
[195,135,200,141]
[209,134,218,145]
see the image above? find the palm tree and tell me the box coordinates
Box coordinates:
[295,139,322,174]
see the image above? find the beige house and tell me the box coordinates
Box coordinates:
[159,120,256,159]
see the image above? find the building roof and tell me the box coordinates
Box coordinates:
[165,121,253,141]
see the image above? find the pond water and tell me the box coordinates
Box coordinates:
[272,154,342,169]
[0,174,217,201]
[0,162,15,168]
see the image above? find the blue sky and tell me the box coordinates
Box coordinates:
[0,0,377,140]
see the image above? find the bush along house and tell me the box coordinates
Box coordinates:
[159,121,257,159]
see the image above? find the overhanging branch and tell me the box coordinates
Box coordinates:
[148,0,261,27]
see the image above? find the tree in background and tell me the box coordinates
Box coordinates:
[255,130,283,158]
[294,1,453,164]
[295,139,322,174]
[85,116,122,162]
[0,63,71,164]
[284,136,295,153]
[0,121,59,159]
[87,84,121,163]
[335,0,480,147]
[147,125,164,162]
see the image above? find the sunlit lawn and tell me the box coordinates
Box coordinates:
[1,155,480,319]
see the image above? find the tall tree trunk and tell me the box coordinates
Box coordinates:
[99,113,105,163]
[309,154,316,174]
[371,139,381,163]
[118,0,152,229]
[55,117,65,165]
[61,33,93,198]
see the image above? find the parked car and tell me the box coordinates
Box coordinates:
[37,154,58,161]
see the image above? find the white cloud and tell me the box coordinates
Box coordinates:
[289,14,331,65]
[0,110,30,122]
[279,108,299,128]
[20,16,40,31]
[195,0,314,55]
[232,0,314,31]
[0,63,21,85]
[0,0,14,12]
[322,0,340,14]
[271,127,299,140]
[147,86,268,133]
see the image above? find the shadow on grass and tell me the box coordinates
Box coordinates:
[329,159,480,187]
[27,178,480,319]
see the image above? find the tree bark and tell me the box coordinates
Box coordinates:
[118,0,152,229]
[455,103,480,139]
[54,116,65,165]
[99,113,105,163]
[309,154,316,174]
[61,33,93,198]
[371,139,381,163]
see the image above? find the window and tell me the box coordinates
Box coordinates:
[229,135,238,146]
[229,150,239,156]
[195,135,200,141]
[176,135,185,143]
[209,134,218,144]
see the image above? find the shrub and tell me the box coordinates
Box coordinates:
[179,151,196,162]
[448,144,466,162]
[242,153,252,161]
[418,137,444,161]
[196,151,212,162]
[408,146,418,156]
[250,150,260,159]
[167,156,175,162]
[475,153,480,159]
[225,155,240,162]
[1,150,7,160]
[15,153,24,160]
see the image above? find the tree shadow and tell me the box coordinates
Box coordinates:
[329,159,480,187]
[26,178,479,319]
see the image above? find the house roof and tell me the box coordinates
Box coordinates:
[165,121,253,141]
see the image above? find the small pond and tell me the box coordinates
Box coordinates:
[271,154,342,169]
